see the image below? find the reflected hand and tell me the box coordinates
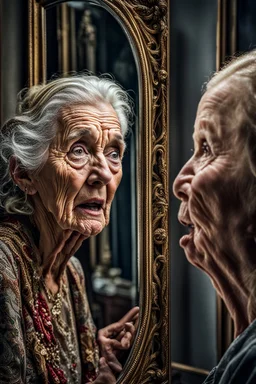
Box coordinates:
[97,306,139,374]
[87,357,116,384]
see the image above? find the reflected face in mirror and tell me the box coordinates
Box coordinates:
[31,103,125,237]
[173,80,253,274]
[45,1,139,356]
[45,0,139,336]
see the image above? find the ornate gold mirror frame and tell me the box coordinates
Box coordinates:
[28,0,170,383]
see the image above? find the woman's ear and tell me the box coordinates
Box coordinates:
[9,156,37,195]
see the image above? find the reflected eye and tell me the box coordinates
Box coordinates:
[109,150,120,160]
[106,148,122,166]
[71,146,86,157]
[67,144,89,167]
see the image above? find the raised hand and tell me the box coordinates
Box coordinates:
[97,306,139,373]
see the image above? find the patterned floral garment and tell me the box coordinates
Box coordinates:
[0,217,99,383]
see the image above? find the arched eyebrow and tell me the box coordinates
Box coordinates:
[66,129,126,150]
[67,128,91,141]
[108,133,126,151]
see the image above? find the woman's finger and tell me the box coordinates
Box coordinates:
[98,307,139,339]
[101,339,123,350]
[117,306,139,324]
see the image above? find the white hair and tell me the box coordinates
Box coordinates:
[0,74,133,215]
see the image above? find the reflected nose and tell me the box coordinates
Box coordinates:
[173,158,194,201]
[87,156,113,187]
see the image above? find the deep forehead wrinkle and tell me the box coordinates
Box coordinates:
[59,107,124,148]
[195,85,235,139]
[61,108,121,126]
[61,108,121,136]
[193,118,216,141]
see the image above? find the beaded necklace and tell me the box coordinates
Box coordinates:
[41,278,79,384]
[33,289,67,383]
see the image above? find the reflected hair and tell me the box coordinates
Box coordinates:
[0,74,133,215]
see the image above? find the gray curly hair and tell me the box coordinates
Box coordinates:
[0,74,133,216]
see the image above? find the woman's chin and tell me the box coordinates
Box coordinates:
[180,230,207,268]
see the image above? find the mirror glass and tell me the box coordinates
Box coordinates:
[45,0,139,331]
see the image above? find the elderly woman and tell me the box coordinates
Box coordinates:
[173,50,256,383]
[0,75,138,383]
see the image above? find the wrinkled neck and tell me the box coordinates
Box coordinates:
[30,198,85,290]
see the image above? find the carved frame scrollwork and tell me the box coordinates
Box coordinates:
[29,0,170,382]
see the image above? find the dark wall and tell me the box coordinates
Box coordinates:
[170,0,218,373]
[0,0,28,125]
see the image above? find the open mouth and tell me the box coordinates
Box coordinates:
[179,217,194,232]
[178,217,195,248]
[187,224,194,233]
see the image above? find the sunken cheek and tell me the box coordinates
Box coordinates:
[191,167,219,201]
[190,166,232,226]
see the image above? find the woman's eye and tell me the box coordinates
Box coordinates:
[201,140,210,154]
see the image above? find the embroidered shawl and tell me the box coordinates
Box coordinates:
[0,217,99,383]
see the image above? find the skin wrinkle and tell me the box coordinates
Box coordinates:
[60,107,122,147]
[173,78,256,337]
[27,103,123,287]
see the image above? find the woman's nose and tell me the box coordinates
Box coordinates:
[87,156,113,187]
[173,159,194,201]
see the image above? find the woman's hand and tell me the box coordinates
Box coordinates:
[97,306,139,373]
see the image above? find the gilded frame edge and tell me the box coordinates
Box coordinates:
[29,0,170,383]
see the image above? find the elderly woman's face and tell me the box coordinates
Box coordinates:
[31,103,125,237]
[173,81,254,277]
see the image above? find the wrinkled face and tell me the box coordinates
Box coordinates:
[31,103,125,237]
[173,81,254,274]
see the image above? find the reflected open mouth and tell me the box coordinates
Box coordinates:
[78,202,103,211]
[75,199,104,216]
